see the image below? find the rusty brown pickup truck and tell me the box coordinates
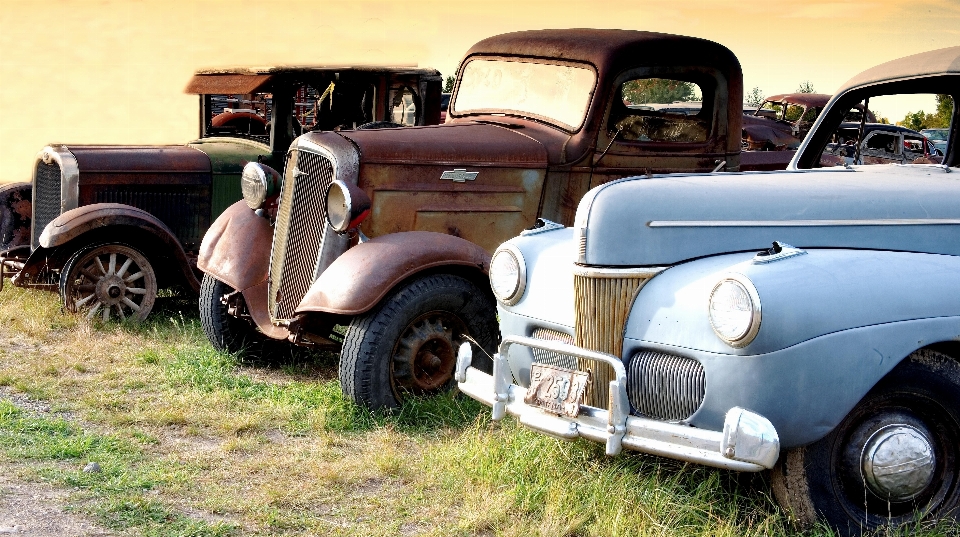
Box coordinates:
[198,29,794,410]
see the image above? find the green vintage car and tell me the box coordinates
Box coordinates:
[0,66,442,322]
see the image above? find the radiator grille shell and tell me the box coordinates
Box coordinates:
[32,161,62,248]
[268,149,336,322]
[627,351,705,421]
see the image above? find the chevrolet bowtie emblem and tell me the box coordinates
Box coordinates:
[440,169,478,183]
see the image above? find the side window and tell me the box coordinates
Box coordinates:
[390,87,419,126]
[611,77,709,143]
[864,131,899,152]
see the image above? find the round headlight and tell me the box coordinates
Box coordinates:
[708,275,761,348]
[325,180,372,234]
[241,162,268,209]
[490,246,525,305]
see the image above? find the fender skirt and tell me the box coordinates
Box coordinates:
[197,200,288,340]
[297,231,491,316]
[33,203,200,292]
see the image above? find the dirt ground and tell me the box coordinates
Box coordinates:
[0,391,119,537]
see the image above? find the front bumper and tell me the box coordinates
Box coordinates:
[456,335,780,471]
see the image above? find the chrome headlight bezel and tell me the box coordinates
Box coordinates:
[708,273,761,348]
[490,244,526,306]
[240,162,269,210]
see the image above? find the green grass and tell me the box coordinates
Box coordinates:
[0,284,957,536]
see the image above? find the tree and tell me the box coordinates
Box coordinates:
[443,76,455,93]
[898,95,954,130]
[745,87,764,107]
[796,80,815,94]
[622,78,698,105]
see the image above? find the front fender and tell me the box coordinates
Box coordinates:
[33,202,199,291]
[625,248,960,447]
[197,200,272,292]
[296,231,490,316]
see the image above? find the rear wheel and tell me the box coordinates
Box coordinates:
[339,273,497,410]
[60,244,157,322]
[771,349,960,535]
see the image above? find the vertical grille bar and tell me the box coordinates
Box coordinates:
[32,161,62,248]
[572,266,662,408]
[627,351,705,421]
[268,149,336,322]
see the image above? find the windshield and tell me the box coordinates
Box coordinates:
[453,58,596,130]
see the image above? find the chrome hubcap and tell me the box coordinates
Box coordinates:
[861,424,936,501]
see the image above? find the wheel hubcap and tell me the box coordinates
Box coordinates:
[861,424,936,501]
[392,312,468,396]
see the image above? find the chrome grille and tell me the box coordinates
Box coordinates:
[33,161,62,248]
[627,351,705,421]
[530,328,576,370]
[573,267,660,408]
[268,149,336,322]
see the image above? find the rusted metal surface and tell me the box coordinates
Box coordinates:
[240,279,290,340]
[740,150,796,171]
[296,231,490,316]
[197,200,272,293]
[69,146,211,174]
[742,94,875,151]
[34,203,200,292]
[0,182,32,251]
[342,122,548,167]
[763,93,832,109]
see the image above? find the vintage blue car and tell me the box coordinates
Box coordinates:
[457,46,960,534]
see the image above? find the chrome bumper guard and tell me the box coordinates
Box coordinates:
[456,335,780,471]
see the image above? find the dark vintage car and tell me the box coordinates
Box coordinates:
[0,66,442,322]
[458,45,959,535]
[198,29,798,412]
[742,93,875,150]
[820,122,944,166]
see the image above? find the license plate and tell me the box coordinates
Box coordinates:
[524,363,591,418]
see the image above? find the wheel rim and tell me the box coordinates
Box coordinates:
[390,311,468,398]
[834,399,958,524]
[63,245,157,323]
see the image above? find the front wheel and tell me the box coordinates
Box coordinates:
[339,273,498,410]
[60,244,157,322]
[771,349,960,535]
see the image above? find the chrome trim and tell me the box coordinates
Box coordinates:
[490,243,526,306]
[440,169,478,182]
[519,218,565,236]
[708,273,762,349]
[575,226,587,264]
[32,145,79,247]
[649,219,960,227]
[572,265,666,278]
[455,335,779,470]
[752,241,807,264]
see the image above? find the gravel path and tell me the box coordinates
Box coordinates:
[0,389,119,536]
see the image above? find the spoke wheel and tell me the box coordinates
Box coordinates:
[772,349,960,535]
[60,244,157,323]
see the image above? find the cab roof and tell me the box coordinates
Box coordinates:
[184,65,441,94]
[837,46,960,93]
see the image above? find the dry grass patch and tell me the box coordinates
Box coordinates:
[2,285,958,536]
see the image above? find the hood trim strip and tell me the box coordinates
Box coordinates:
[648,218,960,228]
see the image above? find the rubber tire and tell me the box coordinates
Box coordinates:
[339,273,498,410]
[771,349,960,536]
[60,243,157,322]
[199,273,311,363]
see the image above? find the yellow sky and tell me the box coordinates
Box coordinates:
[0,0,957,183]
